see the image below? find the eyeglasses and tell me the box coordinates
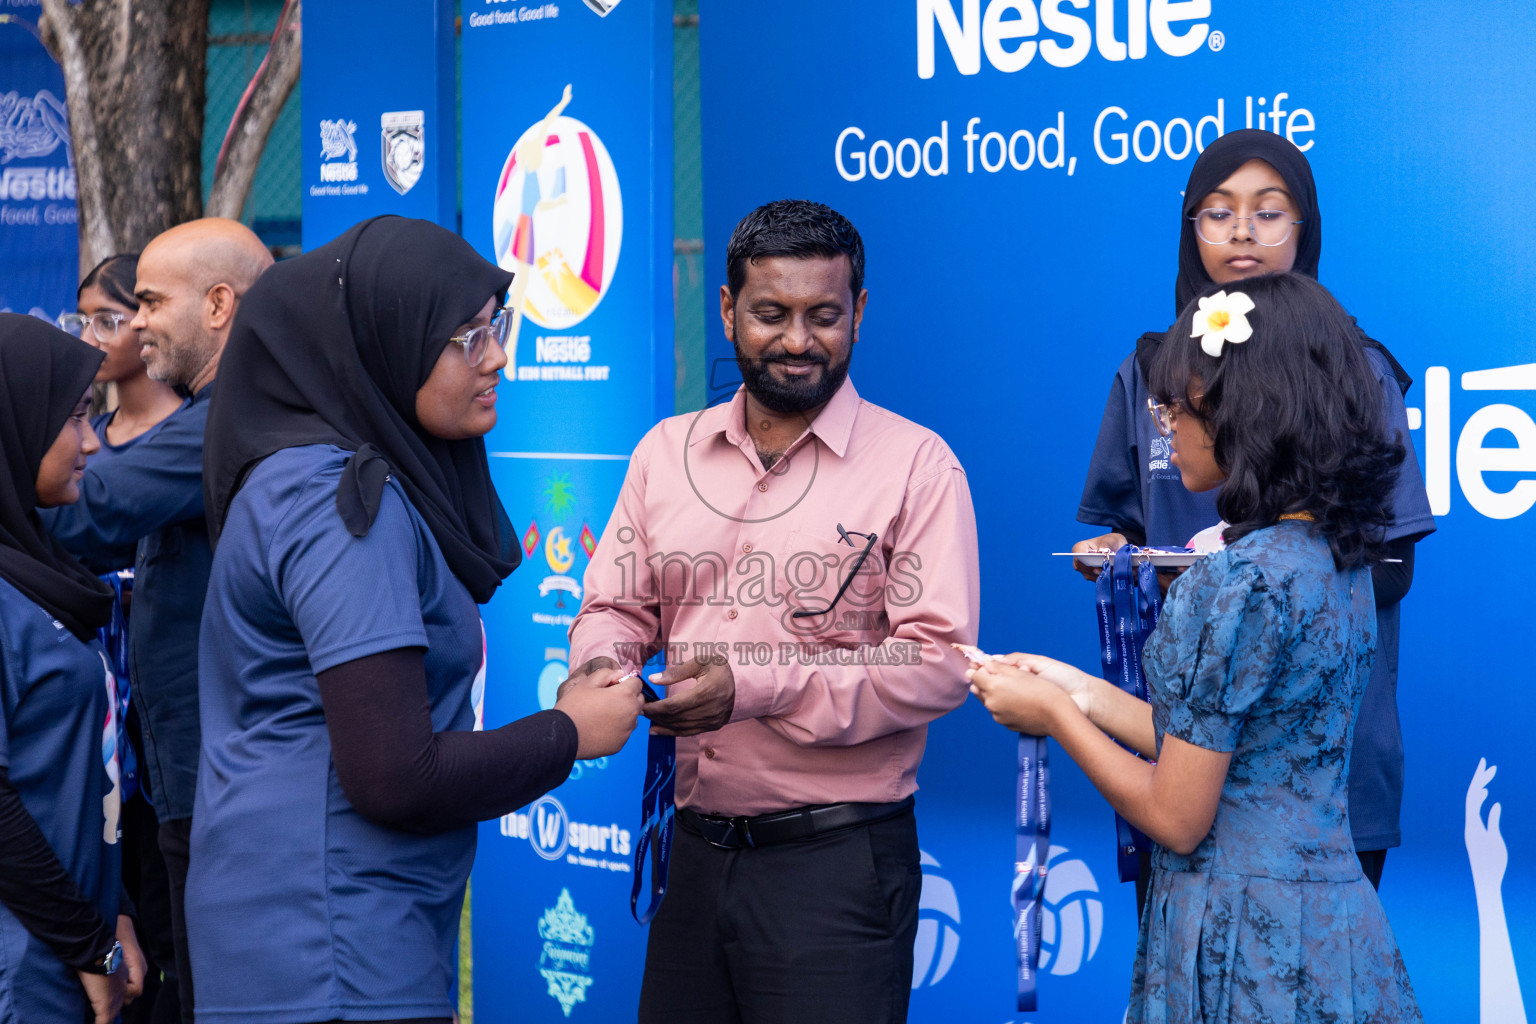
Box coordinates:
[1147,397,1188,436]
[447,306,513,366]
[58,312,129,345]
[791,524,878,620]
[1190,209,1303,247]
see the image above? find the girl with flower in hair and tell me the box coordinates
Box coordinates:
[970,273,1423,1022]
[1072,131,1434,902]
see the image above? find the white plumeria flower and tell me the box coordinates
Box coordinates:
[1190,289,1255,357]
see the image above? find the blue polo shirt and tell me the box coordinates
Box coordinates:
[42,387,213,821]
[0,578,120,1023]
[188,444,482,1024]
[1079,347,1436,849]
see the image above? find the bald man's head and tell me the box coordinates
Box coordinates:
[133,218,273,392]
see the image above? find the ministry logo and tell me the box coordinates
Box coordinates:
[538,888,595,1017]
[381,109,424,195]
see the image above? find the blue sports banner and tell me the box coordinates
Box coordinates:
[461,0,673,1018]
[698,3,1531,1021]
[300,0,456,250]
[0,0,78,323]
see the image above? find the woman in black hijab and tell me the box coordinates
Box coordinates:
[1072,131,1436,906]
[0,314,139,1024]
[188,217,640,1024]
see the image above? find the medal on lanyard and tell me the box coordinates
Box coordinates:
[630,675,676,925]
[1013,732,1051,1012]
[1095,547,1161,883]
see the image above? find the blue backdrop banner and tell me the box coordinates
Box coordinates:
[695,3,1531,1022]
[461,0,673,1019]
[0,0,78,323]
[300,0,456,250]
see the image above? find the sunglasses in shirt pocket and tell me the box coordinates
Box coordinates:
[779,526,890,645]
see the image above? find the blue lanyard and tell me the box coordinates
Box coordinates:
[1094,547,1161,883]
[1013,733,1050,1011]
[630,722,676,925]
[97,573,138,803]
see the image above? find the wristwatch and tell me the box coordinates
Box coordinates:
[82,939,122,975]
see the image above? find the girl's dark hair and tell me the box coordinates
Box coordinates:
[79,253,139,310]
[1149,273,1404,569]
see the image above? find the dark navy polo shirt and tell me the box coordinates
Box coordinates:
[1079,348,1436,849]
[188,445,482,1024]
[42,385,214,821]
[0,578,121,1021]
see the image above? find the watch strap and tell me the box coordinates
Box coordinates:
[82,939,122,975]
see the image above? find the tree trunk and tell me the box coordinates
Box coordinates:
[40,0,210,275]
[206,0,301,221]
[40,0,300,275]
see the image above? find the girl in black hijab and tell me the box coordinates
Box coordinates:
[1072,131,1436,906]
[0,313,138,1024]
[188,217,640,1024]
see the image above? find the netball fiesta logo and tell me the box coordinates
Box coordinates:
[492,85,623,380]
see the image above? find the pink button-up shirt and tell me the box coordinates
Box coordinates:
[570,378,980,815]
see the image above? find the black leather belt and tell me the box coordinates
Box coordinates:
[678,795,914,850]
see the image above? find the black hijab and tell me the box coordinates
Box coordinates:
[1138,129,1411,394]
[203,216,520,603]
[0,314,114,641]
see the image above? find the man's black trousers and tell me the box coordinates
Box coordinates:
[638,805,921,1024]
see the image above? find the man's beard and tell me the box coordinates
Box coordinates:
[142,329,207,389]
[734,328,853,415]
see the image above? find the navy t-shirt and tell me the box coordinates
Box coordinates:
[1078,347,1436,849]
[187,445,483,1024]
[42,388,213,821]
[0,578,121,1022]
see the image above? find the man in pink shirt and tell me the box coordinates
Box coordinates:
[566,200,980,1023]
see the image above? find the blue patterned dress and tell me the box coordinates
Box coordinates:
[1131,522,1422,1023]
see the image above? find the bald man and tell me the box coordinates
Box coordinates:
[44,218,272,1024]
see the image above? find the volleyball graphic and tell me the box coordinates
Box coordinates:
[491,85,623,365]
[1038,844,1103,976]
[911,851,962,989]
